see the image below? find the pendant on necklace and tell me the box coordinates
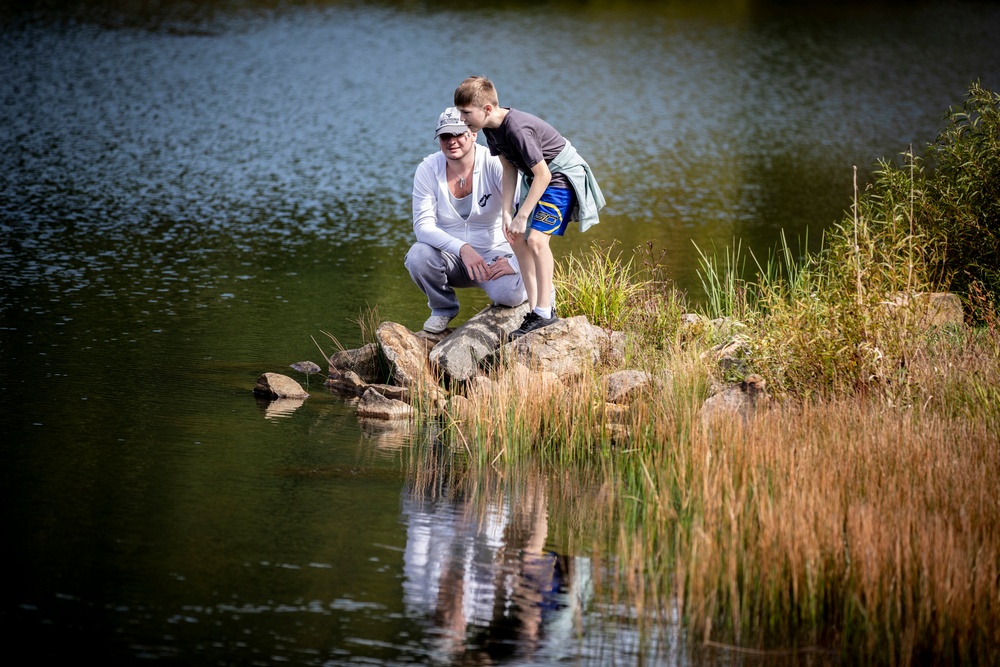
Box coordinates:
[459,177,466,188]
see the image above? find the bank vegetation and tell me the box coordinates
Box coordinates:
[414,83,1000,665]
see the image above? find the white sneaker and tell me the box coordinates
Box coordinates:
[423,314,453,334]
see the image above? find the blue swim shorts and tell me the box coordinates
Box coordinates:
[525,186,575,236]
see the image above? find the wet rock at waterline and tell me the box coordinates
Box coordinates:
[254,372,309,400]
[356,387,413,420]
[375,321,439,389]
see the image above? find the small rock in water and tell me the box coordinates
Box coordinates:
[290,360,321,375]
[254,373,309,400]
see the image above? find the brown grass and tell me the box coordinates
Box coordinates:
[439,324,999,664]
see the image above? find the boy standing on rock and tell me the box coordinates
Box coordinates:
[454,75,605,340]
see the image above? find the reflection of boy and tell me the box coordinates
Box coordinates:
[455,75,606,340]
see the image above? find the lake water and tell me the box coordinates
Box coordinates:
[3,0,999,663]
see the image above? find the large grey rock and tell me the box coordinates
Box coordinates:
[507,316,609,380]
[700,374,769,425]
[254,372,309,399]
[429,303,531,382]
[376,321,438,389]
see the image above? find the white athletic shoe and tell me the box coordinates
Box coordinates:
[423,314,453,334]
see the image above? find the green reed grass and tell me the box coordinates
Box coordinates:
[554,240,645,331]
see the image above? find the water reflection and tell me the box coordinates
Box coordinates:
[401,459,592,664]
[260,396,306,419]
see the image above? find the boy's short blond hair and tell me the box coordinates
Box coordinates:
[454,76,499,109]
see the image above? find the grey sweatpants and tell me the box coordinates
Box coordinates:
[405,242,527,318]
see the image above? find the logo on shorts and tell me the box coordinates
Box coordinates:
[533,209,560,225]
[479,193,492,207]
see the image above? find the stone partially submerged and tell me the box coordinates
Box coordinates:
[356,387,413,420]
[254,372,309,400]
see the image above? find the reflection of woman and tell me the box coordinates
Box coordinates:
[400,471,592,664]
[401,489,508,661]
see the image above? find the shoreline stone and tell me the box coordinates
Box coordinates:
[254,372,309,400]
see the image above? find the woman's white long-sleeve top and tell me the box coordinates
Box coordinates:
[411,144,514,258]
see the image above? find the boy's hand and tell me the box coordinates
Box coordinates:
[507,211,528,235]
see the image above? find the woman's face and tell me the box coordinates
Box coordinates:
[438,131,474,160]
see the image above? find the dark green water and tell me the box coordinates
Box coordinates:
[3,0,999,663]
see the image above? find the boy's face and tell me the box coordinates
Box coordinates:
[456,104,490,133]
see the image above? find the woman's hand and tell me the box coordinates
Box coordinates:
[459,244,489,282]
[485,256,515,280]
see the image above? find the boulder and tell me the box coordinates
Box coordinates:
[376,321,439,389]
[328,343,385,384]
[325,368,368,396]
[356,387,413,420]
[603,370,652,404]
[700,374,769,425]
[506,316,609,380]
[254,372,309,399]
[429,303,531,383]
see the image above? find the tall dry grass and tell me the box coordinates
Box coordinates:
[437,242,999,663]
[667,403,996,663]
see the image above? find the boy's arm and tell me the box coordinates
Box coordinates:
[500,156,519,231]
[509,159,551,235]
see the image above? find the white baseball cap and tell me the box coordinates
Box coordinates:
[435,107,469,138]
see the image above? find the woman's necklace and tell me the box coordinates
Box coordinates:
[452,160,473,195]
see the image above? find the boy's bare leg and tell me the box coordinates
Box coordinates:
[510,235,537,309]
[526,231,553,311]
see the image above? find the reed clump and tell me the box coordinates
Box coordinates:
[425,83,1000,664]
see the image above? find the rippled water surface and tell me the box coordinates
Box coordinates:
[3,0,1000,663]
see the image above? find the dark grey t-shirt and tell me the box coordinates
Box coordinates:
[483,108,570,189]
